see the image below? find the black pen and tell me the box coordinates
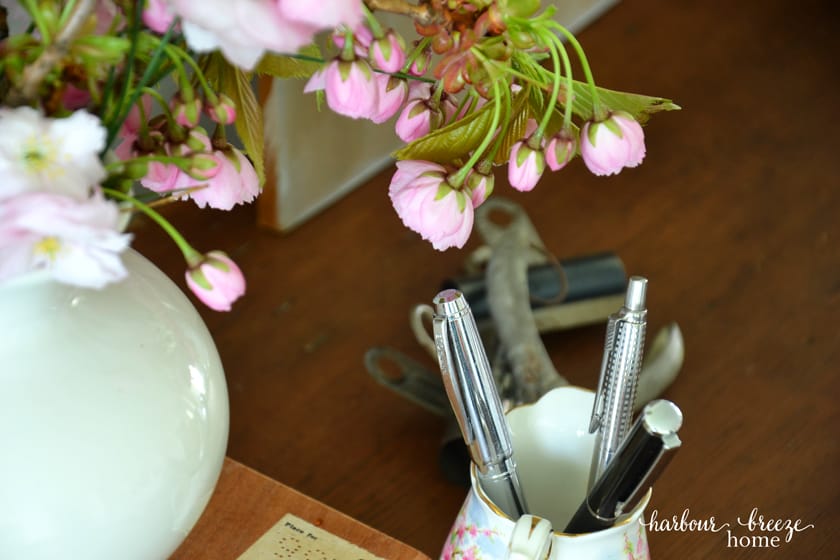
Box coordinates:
[565,399,683,534]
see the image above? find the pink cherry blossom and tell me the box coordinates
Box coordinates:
[171,0,362,71]
[278,0,362,29]
[0,107,106,201]
[185,251,246,311]
[181,148,259,210]
[370,30,406,73]
[169,133,259,210]
[508,140,545,192]
[545,130,576,172]
[370,75,408,124]
[140,161,183,193]
[388,160,474,251]
[580,111,646,176]
[323,59,380,119]
[0,191,131,288]
[303,67,327,94]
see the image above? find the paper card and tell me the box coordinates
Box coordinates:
[237,513,386,560]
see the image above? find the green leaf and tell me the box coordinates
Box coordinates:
[393,102,495,164]
[394,87,530,165]
[201,53,266,186]
[491,89,531,164]
[569,80,680,124]
[254,44,323,79]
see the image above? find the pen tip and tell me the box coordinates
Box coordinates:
[625,276,648,312]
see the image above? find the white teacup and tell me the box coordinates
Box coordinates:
[440,387,651,560]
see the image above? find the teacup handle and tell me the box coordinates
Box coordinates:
[507,515,553,560]
[410,304,437,359]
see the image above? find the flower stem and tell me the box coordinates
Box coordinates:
[485,79,513,163]
[168,44,219,104]
[546,32,575,131]
[449,70,503,188]
[22,0,52,43]
[57,0,80,28]
[401,37,431,73]
[7,0,96,105]
[102,187,201,263]
[362,4,385,38]
[534,29,562,140]
[341,29,356,61]
[104,20,176,153]
[547,21,604,120]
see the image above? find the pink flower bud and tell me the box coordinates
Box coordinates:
[466,169,494,208]
[409,48,432,76]
[371,75,408,124]
[143,0,176,33]
[324,59,379,120]
[332,23,373,56]
[388,160,474,251]
[370,30,406,73]
[440,94,459,124]
[208,94,237,124]
[185,251,246,312]
[395,99,434,142]
[545,130,576,172]
[508,140,545,192]
[580,111,646,176]
[172,97,202,128]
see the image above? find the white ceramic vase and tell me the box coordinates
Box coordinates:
[0,249,229,560]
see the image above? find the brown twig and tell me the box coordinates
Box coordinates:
[479,199,569,404]
[365,0,434,25]
[6,0,96,106]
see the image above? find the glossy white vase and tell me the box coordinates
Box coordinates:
[0,249,229,560]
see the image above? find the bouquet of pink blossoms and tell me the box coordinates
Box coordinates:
[0,0,677,311]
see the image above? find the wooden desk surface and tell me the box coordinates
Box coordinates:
[170,458,429,559]
[135,1,840,558]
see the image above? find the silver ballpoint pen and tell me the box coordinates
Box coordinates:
[432,289,529,518]
[589,276,648,488]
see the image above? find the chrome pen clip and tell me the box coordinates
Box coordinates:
[432,311,474,451]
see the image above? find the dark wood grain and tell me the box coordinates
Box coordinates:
[138,0,840,557]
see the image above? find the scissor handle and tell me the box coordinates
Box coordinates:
[364,346,450,417]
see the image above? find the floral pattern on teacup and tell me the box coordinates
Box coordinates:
[442,488,653,560]
[441,490,505,559]
[622,523,650,560]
